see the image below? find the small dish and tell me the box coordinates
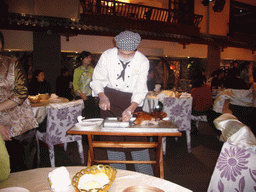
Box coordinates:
[122,185,164,192]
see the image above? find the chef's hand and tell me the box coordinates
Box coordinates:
[0,124,12,141]
[122,102,139,122]
[122,108,133,122]
[98,93,110,111]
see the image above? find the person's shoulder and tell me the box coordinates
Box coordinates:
[133,51,149,65]
[74,66,83,72]
[103,47,117,54]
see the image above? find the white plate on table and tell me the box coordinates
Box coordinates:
[75,118,104,130]
[0,187,30,192]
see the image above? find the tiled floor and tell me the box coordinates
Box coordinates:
[39,122,223,192]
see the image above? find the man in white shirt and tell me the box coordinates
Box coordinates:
[90,30,153,175]
[90,30,149,121]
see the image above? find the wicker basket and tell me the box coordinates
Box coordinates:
[72,165,117,192]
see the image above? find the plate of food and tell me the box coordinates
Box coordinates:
[75,118,104,130]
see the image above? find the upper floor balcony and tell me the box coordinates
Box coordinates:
[0,0,255,50]
[79,0,203,37]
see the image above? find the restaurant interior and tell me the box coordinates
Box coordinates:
[1,0,256,192]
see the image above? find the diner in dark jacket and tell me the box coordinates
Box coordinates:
[224,67,249,90]
[28,69,51,95]
[56,68,74,100]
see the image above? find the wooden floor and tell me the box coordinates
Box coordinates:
[39,122,223,192]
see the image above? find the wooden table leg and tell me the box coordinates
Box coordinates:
[87,149,91,166]
[155,136,164,179]
[87,134,95,166]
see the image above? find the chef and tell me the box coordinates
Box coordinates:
[90,30,153,175]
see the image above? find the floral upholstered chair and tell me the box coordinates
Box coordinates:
[208,113,256,191]
[207,141,256,192]
[163,97,193,153]
[36,99,85,167]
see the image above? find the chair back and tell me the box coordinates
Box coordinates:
[213,89,254,113]
[230,89,253,107]
[45,99,84,145]
[163,97,192,131]
[207,141,256,192]
[209,115,256,191]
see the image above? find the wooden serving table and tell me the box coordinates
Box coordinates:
[67,122,181,179]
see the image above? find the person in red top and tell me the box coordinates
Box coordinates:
[191,73,213,135]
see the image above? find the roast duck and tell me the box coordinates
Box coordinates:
[132,111,167,125]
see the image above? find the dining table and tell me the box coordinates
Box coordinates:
[0,166,192,192]
[67,121,181,179]
[29,97,69,124]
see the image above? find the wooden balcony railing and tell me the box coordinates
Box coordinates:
[80,0,203,36]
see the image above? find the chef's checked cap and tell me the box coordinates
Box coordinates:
[114,30,141,51]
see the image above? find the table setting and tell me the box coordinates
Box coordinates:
[0,165,192,192]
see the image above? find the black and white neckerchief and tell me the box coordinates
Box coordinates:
[117,60,130,81]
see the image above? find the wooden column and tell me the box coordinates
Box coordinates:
[33,31,61,93]
[207,45,221,78]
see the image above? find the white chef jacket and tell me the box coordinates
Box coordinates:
[90,47,149,106]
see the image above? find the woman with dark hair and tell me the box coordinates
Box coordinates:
[73,51,99,118]
[28,69,51,95]
[191,73,213,135]
[0,31,38,172]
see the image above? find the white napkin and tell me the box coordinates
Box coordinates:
[48,167,71,191]
[77,116,84,123]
